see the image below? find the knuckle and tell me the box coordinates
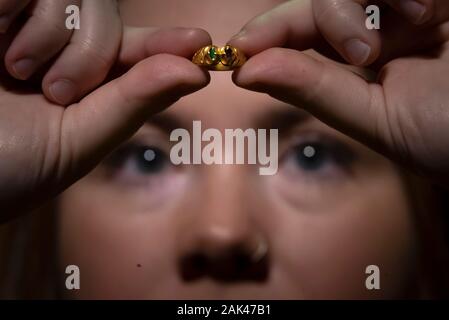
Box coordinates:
[28,14,71,40]
[77,38,116,71]
[314,0,356,26]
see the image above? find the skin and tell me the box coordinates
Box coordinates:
[0,2,448,218]
[58,0,419,299]
[1,0,123,105]
[0,15,211,220]
[228,0,449,184]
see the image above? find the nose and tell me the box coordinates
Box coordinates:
[175,168,269,282]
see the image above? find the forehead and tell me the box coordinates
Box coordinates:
[120,0,299,129]
[120,0,285,44]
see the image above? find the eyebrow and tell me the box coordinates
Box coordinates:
[254,107,312,132]
[145,113,186,133]
[144,105,312,133]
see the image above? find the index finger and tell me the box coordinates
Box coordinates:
[228,0,381,66]
[227,0,320,57]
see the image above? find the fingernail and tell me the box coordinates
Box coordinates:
[12,59,35,80]
[0,16,10,33]
[344,39,371,66]
[230,29,247,41]
[399,0,427,24]
[49,80,76,105]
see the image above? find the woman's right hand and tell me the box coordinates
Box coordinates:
[0,26,211,221]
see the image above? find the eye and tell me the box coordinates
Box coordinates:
[281,137,355,179]
[130,146,166,174]
[294,143,328,171]
[104,144,171,183]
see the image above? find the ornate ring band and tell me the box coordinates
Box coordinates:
[192,45,247,71]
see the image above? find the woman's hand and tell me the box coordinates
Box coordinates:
[228,0,449,185]
[0,26,211,221]
[1,0,124,105]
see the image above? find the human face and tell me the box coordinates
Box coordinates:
[57,0,418,299]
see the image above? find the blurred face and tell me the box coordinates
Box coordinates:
[57,0,418,299]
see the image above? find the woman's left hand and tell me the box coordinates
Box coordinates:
[228,0,449,185]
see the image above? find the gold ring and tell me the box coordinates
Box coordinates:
[192,45,247,71]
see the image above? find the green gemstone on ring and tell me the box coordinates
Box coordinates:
[209,47,217,60]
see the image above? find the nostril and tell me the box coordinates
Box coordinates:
[180,253,207,281]
[179,249,270,283]
[233,251,269,282]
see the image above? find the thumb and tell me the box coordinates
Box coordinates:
[233,48,390,155]
[59,53,209,180]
